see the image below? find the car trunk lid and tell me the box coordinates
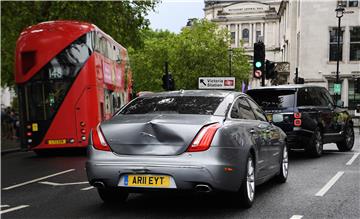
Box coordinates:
[100,114,218,156]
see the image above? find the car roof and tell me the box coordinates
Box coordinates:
[248,84,324,91]
[140,90,243,98]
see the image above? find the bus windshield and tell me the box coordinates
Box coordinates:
[19,33,93,121]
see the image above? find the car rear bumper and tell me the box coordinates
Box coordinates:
[86,146,248,193]
[286,128,313,149]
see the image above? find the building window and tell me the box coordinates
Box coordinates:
[350,27,360,61]
[349,80,360,109]
[329,27,344,61]
[338,0,347,7]
[256,31,261,42]
[349,0,359,7]
[242,29,249,43]
[231,32,235,45]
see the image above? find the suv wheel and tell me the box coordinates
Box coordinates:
[307,128,323,157]
[337,125,354,152]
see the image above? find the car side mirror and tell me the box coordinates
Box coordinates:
[336,100,344,108]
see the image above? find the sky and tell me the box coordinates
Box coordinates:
[146,0,205,33]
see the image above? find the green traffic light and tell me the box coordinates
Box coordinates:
[255,61,262,68]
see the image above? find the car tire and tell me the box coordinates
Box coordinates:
[237,154,255,208]
[337,124,355,152]
[306,127,323,158]
[97,188,128,204]
[275,144,288,183]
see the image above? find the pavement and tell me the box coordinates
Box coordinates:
[1,137,22,155]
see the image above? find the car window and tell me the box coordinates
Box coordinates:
[230,97,256,120]
[320,88,335,106]
[246,89,295,110]
[247,98,268,122]
[297,88,314,106]
[310,87,328,107]
[119,96,223,115]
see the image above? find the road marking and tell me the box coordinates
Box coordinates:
[290,215,303,219]
[0,205,9,208]
[346,152,360,166]
[2,169,75,190]
[0,205,29,215]
[39,181,89,186]
[315,171,344,197]
[81,186,94,191]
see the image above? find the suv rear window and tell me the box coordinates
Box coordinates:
[119,96,223,115]
[247,89,296,110]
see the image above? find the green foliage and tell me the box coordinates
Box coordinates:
[130,19,251,92]
[1,0,158,87]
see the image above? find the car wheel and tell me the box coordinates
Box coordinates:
[275,144,288,183]
[337,125,354,152]
[306,127,323,157]
[97,188,128,204]
[238,154,255,208]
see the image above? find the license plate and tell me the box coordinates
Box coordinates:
[48,139,66,145]
[123,175,170,188]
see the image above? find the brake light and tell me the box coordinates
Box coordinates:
[294,112,302,119]
[187,123,221,152]
[92,125,111,151]
[294,119,302,127]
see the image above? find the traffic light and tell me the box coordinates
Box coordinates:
[162,73,175,91]
[265,60,277,79]
[253,42,265,79]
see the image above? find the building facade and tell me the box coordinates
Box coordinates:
[205,0,360,110]
[278,0,360,109]
[204,0,284,87]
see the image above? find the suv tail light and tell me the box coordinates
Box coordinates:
[293,113,302,127]
[187,123,221,152]
[92,125,111,151]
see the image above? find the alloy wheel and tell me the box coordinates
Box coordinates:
[246,157,255,202]
[282,146,289,178]
[346,126,354,147]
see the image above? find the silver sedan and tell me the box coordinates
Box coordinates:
[86,90,288,208]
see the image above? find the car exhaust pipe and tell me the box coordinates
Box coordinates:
[92,181,105,188]
[195,184,212,193]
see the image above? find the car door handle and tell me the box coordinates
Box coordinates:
[249,129,256,134]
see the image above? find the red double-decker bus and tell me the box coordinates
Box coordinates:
[15,20,133,154]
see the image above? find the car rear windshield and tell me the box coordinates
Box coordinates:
[247,89,296,110]
[119,96,223,115]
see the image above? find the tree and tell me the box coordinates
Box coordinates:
[1,1,158,87]
[129,19,251,92]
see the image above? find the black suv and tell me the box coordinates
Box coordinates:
[247,85,354,157]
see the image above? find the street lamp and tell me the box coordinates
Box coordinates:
[334,4,344,103]
[228,48,233,76]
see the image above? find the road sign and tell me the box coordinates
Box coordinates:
[198,77,235,90]
[254,70,262,78]
[334,83,341,94]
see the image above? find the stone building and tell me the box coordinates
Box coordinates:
[204,0,360,110]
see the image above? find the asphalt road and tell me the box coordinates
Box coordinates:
[1,131,359,219]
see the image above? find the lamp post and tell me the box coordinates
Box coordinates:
[228,48,233,76]
[335,4,344,103]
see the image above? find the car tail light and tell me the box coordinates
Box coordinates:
[294,119,302,127]
[92,125,111,151]
[294,112,302,119]
[187,123,221,152]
